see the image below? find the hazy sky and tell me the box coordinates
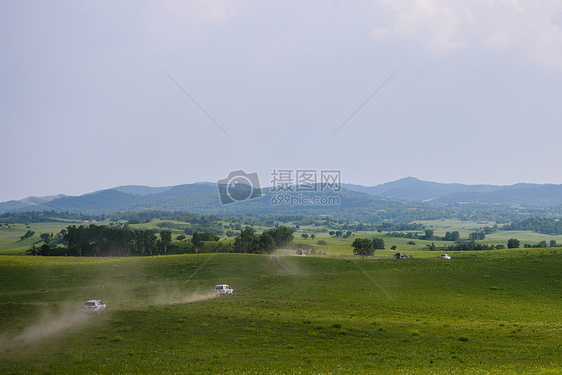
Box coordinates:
[2,0,562,202]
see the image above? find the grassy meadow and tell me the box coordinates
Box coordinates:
[0,247,560,374]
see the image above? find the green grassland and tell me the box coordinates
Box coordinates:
[0,249,560,374]
[0,219,194,253]
[291,231,562,259]
[3,216,562,255]
[0,220,104,252]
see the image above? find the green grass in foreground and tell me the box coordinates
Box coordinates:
[0,251,560,374]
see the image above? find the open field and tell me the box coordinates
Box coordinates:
[0,220,105,252]
[3,216,562,255]
[0,249,560,374]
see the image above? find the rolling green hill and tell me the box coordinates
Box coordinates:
[0,250,560,373]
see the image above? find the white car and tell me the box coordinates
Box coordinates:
[83,300,107,314]
[440,254,451,260]
[214,284,234,296]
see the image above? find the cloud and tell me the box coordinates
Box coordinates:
[371,0,562,69]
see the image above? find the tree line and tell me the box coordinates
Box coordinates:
[27,223,296,257]
[500,217,562,235]
[386,229,491,242]
[27,224,171,257]
[232,227,294,254]
[425,238,524,251]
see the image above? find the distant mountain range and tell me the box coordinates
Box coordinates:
[343,177,562,206]
[343,177,498,202]
[0,183,220,214]
[2,177,562,219]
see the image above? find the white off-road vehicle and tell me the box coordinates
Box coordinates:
[214,284,234,296]
[82,300,107,314]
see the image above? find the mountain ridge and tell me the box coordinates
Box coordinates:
[2,177,562,215]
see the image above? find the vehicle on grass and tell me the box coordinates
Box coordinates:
[394,253,408,259]
[83,300,107,314]
[441,254,451,259]
[214,284,234,296]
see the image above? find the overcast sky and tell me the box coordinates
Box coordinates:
[2,1,562,202]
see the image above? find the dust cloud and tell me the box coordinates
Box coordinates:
[152,288,218,306]
[0,289,219,350]
[0,305,93,350]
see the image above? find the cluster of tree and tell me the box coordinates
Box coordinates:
[468,232,486,241]
[62,224,171,256]
[424,238,523,251]
[225,230,238,237]
[523,240,558,248]
[27,244,68,256]
[376,222,424,231]
[154,220,223,236]
[108,210,221,225]
[0,211,97,224]
[372,238,385,249]
[421,229,435,240]
[351,237,385,256]
[386,229,486,242]
[307,221,422,232]
[386,231,421,239]
[426,242,505,251]
[191,232,219,252]
[183,225,223,236]
[233,226,294,254]
[443,231,460,241]
[483,226,498,234]
[257,216,378,232]
[238,217,424,236]
[156,221,188,230]
[300,233,316,239]
[507,238,520,248]
[500,217,562,235]
[124,218,152,224]
[328,230,353,238]
[224,222,244,231]
[40,232,67,248]
[19,230,35,241]
[386,229,446,240]
[40,232,53,243]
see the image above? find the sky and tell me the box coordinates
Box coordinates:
[1,0,562,202]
